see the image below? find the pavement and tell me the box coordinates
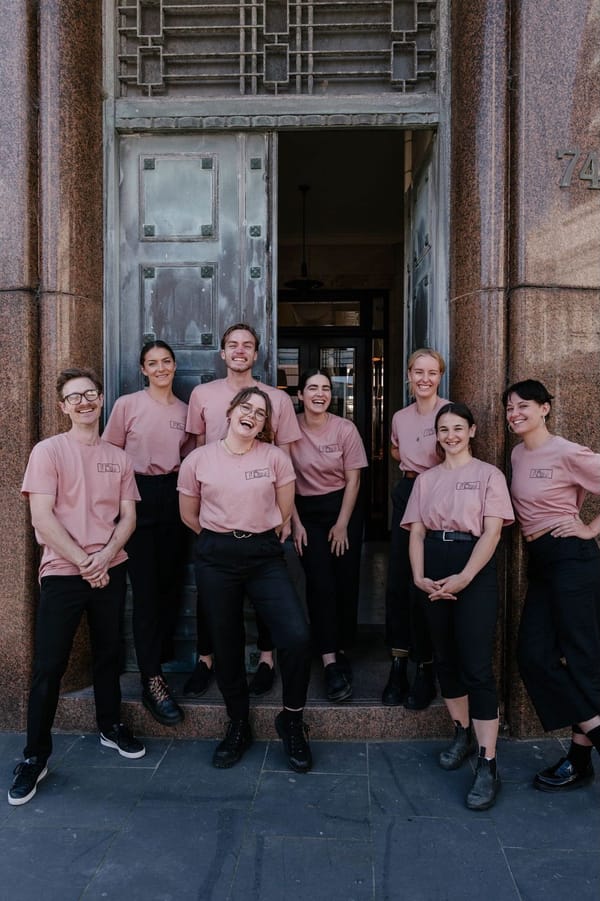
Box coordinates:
[1,729,598,901]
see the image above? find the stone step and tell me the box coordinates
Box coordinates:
[55,641,453,742]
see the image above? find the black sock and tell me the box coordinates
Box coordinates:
[584,724,600,754]
[567,741,592,773]
[283,709,303,725]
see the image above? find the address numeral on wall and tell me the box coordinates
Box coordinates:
[557,148,600,189]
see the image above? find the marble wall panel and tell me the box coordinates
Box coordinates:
[511,2,600,288]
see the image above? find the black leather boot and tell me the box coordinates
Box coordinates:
[381,656,409,706]
[439,720,478,770]
[404,661,436,710]
[466,748,501,810]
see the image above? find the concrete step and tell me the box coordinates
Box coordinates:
[55,637,453,742]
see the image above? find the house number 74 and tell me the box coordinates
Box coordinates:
[557,148,600,189]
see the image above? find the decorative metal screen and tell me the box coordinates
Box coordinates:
[116,1,437,97]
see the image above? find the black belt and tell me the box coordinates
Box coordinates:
[401,470,418,479]
[203,528,275,540]
[427,530,477,543]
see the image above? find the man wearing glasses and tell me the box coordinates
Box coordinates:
[8,368,145,807]
[184,323,301,698]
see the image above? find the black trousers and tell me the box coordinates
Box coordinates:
[385,478,433,660]
[419,537,499,720]
[518,533,600,732]
[24,562,127,763]
[127,473,186,679]
[295,488,363,654]
[194,530,311,720]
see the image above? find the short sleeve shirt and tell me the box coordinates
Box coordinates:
[510,435,600,535]
[177,440,295,533]
[22,432,141,579]
[290,413,368,496]
[391,397,448,473]
[103,390,193,475]
[185,379,302,446]
[401,458,514,536]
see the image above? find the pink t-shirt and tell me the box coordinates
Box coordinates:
[22,432,141,579]
[177,440,295,533]
[290,413,368,496]
[510,435,600,536]
[391,397,449,473]
[401,458,514,536]
[103,390,193,475]
[185,378,302,446]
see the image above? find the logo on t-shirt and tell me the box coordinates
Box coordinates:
[245,468,271,480]
[529,468,553,479]
[170,420,185,431]
[97,463,121,473]
[423,428,435,438]
[456,481,481,490]
[318,444,342,453]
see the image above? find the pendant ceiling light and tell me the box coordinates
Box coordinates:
[284,184,323,291]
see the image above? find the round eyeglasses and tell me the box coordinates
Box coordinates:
[62,389,100,405]
[238,401,267,422]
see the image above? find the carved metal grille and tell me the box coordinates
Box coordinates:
[116,1,437,97]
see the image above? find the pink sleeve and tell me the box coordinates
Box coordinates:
[400,477,424,528]
[391,411,400,448]
[274,449,296,488]
[483,468,515,526]
[343,423,368,471]
[21,443,57,497]
[103,398,127,449]
[274,393,302,446]
[565,445,600,493]
[120,454,141,502]
[177,453,201,497]
[185,388,206,438]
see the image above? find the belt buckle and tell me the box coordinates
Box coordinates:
[232,530,252,540]
[442,530,453,542]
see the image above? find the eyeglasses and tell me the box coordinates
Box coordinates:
[62,389,100,405]
[238,401,267,422]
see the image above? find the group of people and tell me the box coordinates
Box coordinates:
[8,327,600,816]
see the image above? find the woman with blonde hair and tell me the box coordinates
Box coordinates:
[382,348,448,709]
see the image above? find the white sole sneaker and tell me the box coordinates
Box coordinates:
[7,765,48,806]
[99,733,146,759]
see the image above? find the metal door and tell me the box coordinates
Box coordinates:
[403,134,449,401]
[110,132,273,406]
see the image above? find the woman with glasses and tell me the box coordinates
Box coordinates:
[178,387,313,773]
[103,340,193,727]
[402,403,513,810]
[503,379,600,792]
[290,369,368,702]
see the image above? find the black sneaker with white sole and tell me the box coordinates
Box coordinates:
[100,724,146,759]
[8,758,48,806]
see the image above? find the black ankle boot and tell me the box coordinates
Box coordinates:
[404,662,436,710]
[439,720,478,770]
[466,747,501,810]
[381,657,409,706]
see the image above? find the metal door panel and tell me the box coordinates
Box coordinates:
[115,132,272,404]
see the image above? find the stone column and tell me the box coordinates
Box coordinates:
[38,0,105,692]
[0,0,39,729]
[449,1,511,719]
[506,3,600,735]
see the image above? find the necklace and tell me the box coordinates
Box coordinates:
[222,438,253,456]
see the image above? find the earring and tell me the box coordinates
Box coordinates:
[542,415,546,425]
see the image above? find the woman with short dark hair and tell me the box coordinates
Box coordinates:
[503,379,600,792]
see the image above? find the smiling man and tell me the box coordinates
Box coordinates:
[8,368,145,807]
[184,323,301,698]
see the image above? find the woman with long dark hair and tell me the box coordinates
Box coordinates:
[402,402,513,810]
[290,368,368,702]
[503,379,600,791]
[103,340,193,726]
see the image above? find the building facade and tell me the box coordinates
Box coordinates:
[2,0,599,736]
